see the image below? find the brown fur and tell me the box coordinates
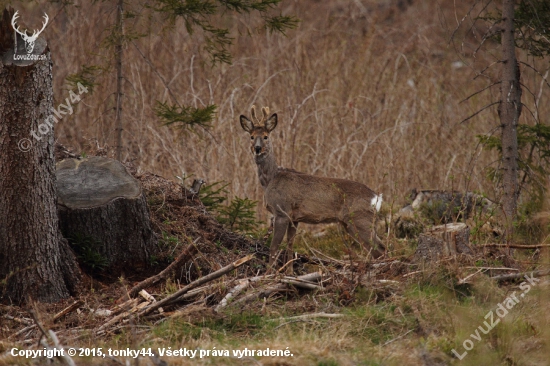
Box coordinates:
[240,107,385,268]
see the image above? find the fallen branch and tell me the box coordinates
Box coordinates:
[3,314,32,326]
[53,300,83,322]
[97,301,149,334]
[280,276,323,290]
[30,310,76,366]
[8,300,82,340]
[139,290,163,313]
[490,269,550,281]
[482,243,550,249]
[274,312,345,321]
[214,276,268,312]
[123,243,198,300]
[140,254,254,316]
[231,272,323,306]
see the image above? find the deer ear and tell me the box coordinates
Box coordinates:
[265,113,278,132]
[240,115,254,133]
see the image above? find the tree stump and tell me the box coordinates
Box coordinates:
[57,156,158,275]
[415,223,472,261]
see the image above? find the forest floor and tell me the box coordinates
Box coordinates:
[1,166,549,366]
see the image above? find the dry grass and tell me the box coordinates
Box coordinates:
[2,0,550,364]
[11,0,549,222]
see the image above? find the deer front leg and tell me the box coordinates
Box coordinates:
[269,215,289,268]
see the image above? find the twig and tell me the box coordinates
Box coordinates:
[29,310,76,366]
[382,329,414,346]
[482,243,550,249]
[458,268,483,284]
[460,102,499,124]
[47,330,77,366]
[273,312,345,321]
[123,243,198,300]
[140,254,254,315]
[3,314,32,326]
[214,276,267,312]
[97,301,149,333]
[231,272,323,306]
[490,269,550,282]
[280,276,323,290]
[139,290,163,313]
[53,300,83,322]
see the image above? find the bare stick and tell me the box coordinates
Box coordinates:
[3,314,32,326]
[491,269,550,281]
[11,299,83,340]
[47,330,77,366]
[97,301,149,333]
[280,277,323,290]
[482,243,550,249]
[53,300,83,322]
[231,272,323,306]
[214,276,268,312]
[123,243,198,300]
[274,312,344,321]
[140,254,254,315]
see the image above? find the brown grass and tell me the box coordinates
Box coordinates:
[11,0,549,223]
[2,1,550,364]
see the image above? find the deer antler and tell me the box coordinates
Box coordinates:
[249,105,271,126]
[28,13,48,41]
[261,107,270,121]
[250,105,259,125]
[11,11,26,38]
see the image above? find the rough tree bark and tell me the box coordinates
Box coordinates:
[114,0,124,161]
[499,0,522,240]
[0,8,81,304]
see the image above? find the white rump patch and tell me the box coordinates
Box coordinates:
[371,194,383,212]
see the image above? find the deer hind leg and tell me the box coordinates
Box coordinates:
[284,221,299,274]
[269,215,290,268]
[342,213,385,259]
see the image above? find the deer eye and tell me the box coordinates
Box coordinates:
[263,136,268,140]
[250,136,254,140]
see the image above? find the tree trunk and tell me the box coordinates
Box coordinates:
[115,0,124,161]
[57,157,158,276]
[499,0,522,240]
[0,8,81,304]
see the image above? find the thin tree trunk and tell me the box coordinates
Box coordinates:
[115,0,124,161]
[499,0,522,240]
[0,8,81,304]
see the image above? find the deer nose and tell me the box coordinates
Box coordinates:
[255,146,262,154]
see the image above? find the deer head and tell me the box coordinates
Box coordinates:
[11,11,49,54]
[240,106,278,158]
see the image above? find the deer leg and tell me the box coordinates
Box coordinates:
[269,215,289,268]
[342,214,385,259]
[284,221,299,274]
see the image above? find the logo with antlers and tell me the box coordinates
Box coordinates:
[11,11,49,54]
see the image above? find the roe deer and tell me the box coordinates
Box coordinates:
[240,106,385,268]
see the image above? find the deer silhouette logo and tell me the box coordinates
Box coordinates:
[11,11,49,54]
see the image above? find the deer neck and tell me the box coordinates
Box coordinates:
[255,151,278,189]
